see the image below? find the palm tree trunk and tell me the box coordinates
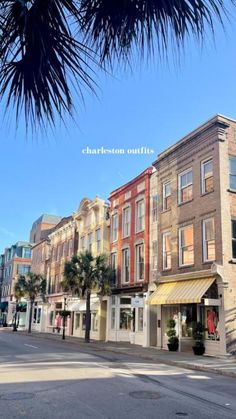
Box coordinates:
[28,300,34,333]
[85,290,91,343]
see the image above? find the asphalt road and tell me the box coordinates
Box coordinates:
[0,331,236,419]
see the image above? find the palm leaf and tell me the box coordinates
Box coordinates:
[80,0,232,65]
[0,0,96,129]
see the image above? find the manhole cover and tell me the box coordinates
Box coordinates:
[176,413,188,417]
[0,392,35,401]
[129,391,161,400]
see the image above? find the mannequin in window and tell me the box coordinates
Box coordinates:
[207,309,216,336]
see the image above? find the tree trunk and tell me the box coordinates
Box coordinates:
[28,300,34,333]
[85,290,91,343]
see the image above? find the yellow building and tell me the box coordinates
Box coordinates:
[68,197,110,341]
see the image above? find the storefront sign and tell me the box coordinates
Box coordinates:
[204,298,221,306]
[131,297,143,308]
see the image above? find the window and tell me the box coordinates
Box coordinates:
[136,199,144,232]
[203,218,215,262]
[92,312,98,331]
[152,241,158,270]
[23,247,31,258]
[179,225,194,266]
[75,313,80,329]
[232,220,236,259]
[122,206,131,237]
[69,239,73,255]
[111,253,117,284]
[178,169,193,204]
[17,265,31,275]
[136,244,144,281]
[229,156,236,190]
[122,248,130,283]
[111,213,118,242]
[96,229,101,252]
[152,195,158,221]
[88,233,93,253]
[138,308,144,331]
[119,308,131,330]
[163,182,171,211]
[201,159,213,194]
[82,313,86,330]
[111,307,116,329]
[163,232,171,270]
[81,237,86,252]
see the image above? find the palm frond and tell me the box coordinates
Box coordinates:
[80,0,232,65]
[0,0,96,129]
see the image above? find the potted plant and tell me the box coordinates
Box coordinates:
[166,319,179,351]
[192,322,205,355]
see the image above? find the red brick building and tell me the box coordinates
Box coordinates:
[107,167,153,345]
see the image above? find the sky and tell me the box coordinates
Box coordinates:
[1,7,236,252]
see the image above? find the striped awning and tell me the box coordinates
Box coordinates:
[147,277,215,305]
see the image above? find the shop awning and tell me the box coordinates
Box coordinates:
[69,299,100,312]
[147,277,215,305]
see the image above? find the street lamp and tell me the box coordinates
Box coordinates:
[62,295,67,340]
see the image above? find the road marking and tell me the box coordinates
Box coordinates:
[24,344,39,349]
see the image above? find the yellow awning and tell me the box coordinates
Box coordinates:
[147,277,215,305]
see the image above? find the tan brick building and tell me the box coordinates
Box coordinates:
[148,114,236,356]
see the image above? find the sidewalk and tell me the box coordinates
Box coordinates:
[11,329,236,379]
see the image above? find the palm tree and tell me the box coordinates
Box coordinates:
[62,251,114,343]
[14,272,46,333]
[0,1,232,128]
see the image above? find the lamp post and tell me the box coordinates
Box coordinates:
[62,295,67,340]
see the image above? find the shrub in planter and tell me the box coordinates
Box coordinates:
[192,322,205,355]
[166,319,179,351]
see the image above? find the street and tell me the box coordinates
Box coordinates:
[0,331,236,419]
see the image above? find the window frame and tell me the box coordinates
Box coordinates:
[201,158,213,194]
[122,206,131,238]
[202,218,215,262]
[178,168,193,204]
[135,243,144,281]
[162,232,172,270]
[136,199,145,233]
[232,219,236,259]
[111,213,118,242]
[179,224,194,267]
[122,248,130,284]
[162,181,171,211]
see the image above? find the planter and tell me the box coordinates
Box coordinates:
[167,342,179,352]
[192,345,205,356]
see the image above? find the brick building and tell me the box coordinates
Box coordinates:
[107,168,153,345]
[148,114,236,356]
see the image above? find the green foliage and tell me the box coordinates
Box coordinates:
[14,272,46,302]
[166,318,179,345]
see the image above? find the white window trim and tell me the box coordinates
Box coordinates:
[178,224,194,267]
[135,243,144,281]
[162,232,171,270]
[162,181,171,211]
[135,199,145,233]
[122,248,130,284]
[178,168,193,204]
[202,218,215,262]
[122,206,131,238]
[111,212,119,243]
[201,158,213,194]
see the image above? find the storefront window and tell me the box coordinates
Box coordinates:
[75,313,80,329]
[138,308,143,332]
[82,313,86,330]
[111,307,115,329]
[37,308,41,324]
[181,305,197,338]
[119,308,132,330]
[49,311,54,326]
[92,312,98,331]
[200,306,220,341]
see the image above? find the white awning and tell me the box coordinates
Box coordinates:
[69,298,100,312]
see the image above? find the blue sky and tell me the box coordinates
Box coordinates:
[1,8,236,252]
